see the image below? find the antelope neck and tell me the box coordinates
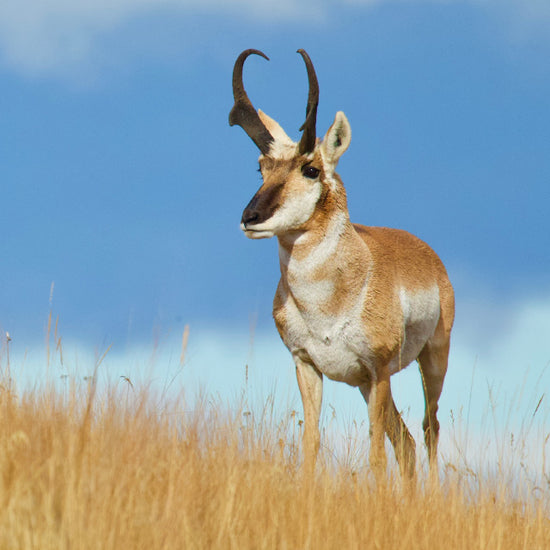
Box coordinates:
[277,211,363,283]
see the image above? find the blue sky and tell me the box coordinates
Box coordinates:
[1,0,550,468]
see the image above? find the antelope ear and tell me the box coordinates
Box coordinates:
[321,111,351,169]
[258,109,294,146]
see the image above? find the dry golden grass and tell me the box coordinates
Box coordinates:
[0,372,548,550]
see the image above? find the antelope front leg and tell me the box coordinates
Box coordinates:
[368,366,391,477]
[294,354,323,474]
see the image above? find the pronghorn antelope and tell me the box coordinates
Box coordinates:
[229,49,454,478]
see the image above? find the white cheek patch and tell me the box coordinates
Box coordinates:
[252,181,322,235]
[275,181,321,228]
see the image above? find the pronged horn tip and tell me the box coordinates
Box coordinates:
[297,49,319,155]
[229,49,274,156]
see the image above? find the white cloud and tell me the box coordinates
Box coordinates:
[346,0,550,30]
[0,0,154,75]
[0,0,314,78]
[0,0,549,79]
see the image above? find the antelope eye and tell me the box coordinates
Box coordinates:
[302,166,320,179]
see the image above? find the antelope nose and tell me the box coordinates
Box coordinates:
[241,208,260,227]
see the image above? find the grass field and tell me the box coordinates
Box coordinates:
[0,352,549,550]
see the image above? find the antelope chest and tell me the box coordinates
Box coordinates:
[274,280,442,386]
[274,284,375,386]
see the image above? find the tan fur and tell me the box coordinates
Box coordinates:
[239,107,454,479]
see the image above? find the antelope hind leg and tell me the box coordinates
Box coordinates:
[418,340,449,480]
[360,374,416,479]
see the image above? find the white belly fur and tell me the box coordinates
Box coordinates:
[280,285,441,386]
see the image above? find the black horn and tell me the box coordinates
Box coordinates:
[297,49,319,155]
[229,49,274,155]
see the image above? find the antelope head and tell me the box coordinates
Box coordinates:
[229,49,352,240]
